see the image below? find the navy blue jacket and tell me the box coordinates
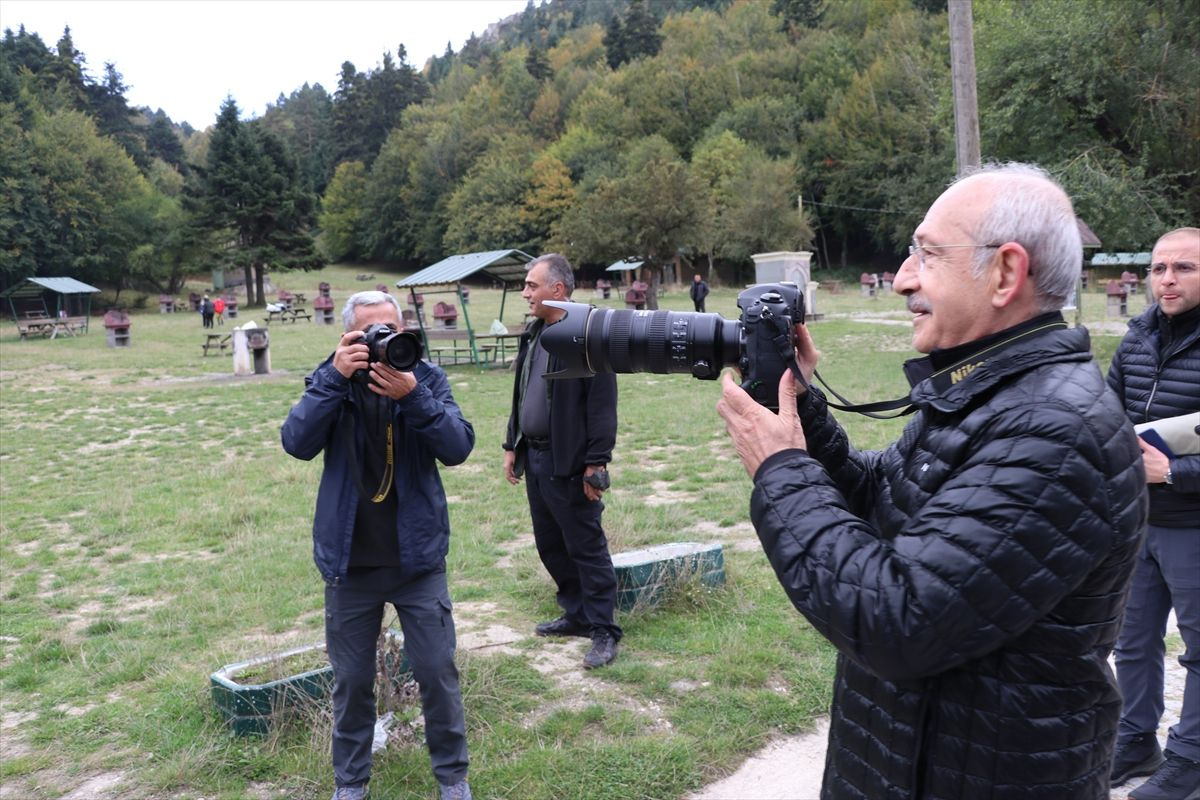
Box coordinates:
[1107,303,1200,527]
[281,357,474,582]
[752,319,1147,799]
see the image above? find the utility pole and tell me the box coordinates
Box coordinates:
[948,0,981,176]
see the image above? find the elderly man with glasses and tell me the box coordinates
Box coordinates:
[717,163,1148,799]
[1107,227,1200,800]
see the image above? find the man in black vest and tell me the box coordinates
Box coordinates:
[503,254,622,670]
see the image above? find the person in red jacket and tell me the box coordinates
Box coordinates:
[717,163,1147,800]
[212,296,225,325]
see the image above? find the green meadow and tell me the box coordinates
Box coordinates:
[0,265,1138,799]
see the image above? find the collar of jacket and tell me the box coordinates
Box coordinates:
[902,311,1086,412]
[1147,302,1200,349]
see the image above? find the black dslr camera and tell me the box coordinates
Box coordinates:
[352,323,423,383]
[539,283,805,409]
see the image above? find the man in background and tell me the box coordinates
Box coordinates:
[690,273,710,312]
[503,254,622,670]
[281,290,474,800]
[717,163,1147,799]
[1107,226,1200,800]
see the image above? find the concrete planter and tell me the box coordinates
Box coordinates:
[613,542,725,612]
[211,629,407,737]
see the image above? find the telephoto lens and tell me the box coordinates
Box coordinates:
[538,301,741,380]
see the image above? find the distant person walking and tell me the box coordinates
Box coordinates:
[690,274,709,312]
[200,295,214,328]
[213,296,225,325]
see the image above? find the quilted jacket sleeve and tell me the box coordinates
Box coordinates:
[751,398,1136,683]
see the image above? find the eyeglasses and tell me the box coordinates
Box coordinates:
[908,240,1003,272]
[1148,261,1197,278]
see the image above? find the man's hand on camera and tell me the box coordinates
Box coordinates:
[368,362,417,400]
[333,330,369,379]
[717,368,808,478]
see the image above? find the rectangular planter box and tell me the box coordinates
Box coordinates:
[612,542,725,612]
[211,628,408,737]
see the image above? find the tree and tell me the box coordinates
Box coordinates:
[623,0,663,63]
[195,99,323,306]
[772,0,826,33]
[519,153,576,253]
[552,135,704,306]
[443,134,538,253]
[318,161,368,262]
[603,14,627,69]
[525,44,553,82]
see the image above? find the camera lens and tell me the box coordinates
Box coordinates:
[382,330,423,371]
[540,302,740,380]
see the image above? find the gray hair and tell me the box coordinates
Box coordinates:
[341,290,403,330]
[529,253,575,296]
[954,162,1082,312]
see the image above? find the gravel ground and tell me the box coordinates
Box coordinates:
[689,614,1187,800]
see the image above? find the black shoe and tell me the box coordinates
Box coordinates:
[1130,751,1200,800]
[535,616,591,638]
[583,633,618,669]
[1114,733,1166,786]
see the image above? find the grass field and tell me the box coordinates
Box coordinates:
[0,264,1142,799]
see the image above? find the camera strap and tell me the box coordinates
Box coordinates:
[767,315,915,419]
[341,396,395,504]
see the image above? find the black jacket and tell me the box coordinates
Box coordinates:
[503,318,617,478]
[751,316,1147,799]
[1106,303,1200,527]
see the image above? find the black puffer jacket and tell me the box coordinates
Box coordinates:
[751,317,1147,800]
[1106,304,1200,527]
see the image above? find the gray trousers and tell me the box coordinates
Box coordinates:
[1114,522,1200,762]
[325,567,468,788]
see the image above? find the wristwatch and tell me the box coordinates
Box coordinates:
[1164,465,1174,485]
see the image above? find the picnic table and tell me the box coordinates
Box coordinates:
[265,307,312,324]
[16,316,86,339]
[202,333,232,355]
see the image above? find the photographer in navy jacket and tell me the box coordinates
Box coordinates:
[281,290,474,800]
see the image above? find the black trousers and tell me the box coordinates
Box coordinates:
[524,446,622,640]
[693,299,705,312]
[324,567,468,788]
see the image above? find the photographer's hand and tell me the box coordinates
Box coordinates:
[332,330,368,379]
[368,363,417,400]
[717,369,808,478]
[792,324,820,393]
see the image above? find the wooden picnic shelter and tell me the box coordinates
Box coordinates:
[2,277,100,338]
[395,249,534,366]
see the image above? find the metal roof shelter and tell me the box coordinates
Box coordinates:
[396,249,534,366]
[605,258,644,273]
[2,277,101,332]
[1091,252,1151,266]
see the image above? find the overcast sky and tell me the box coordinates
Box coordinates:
[2,0,530,129]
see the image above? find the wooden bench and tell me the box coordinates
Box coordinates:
[16,318,54,339]
[266,308,311,324]
[202,333,231,355]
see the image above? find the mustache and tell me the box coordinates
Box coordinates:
[907,297,931,314]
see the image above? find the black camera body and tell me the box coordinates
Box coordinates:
[352,323,423,383]
[539,282,805,409]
